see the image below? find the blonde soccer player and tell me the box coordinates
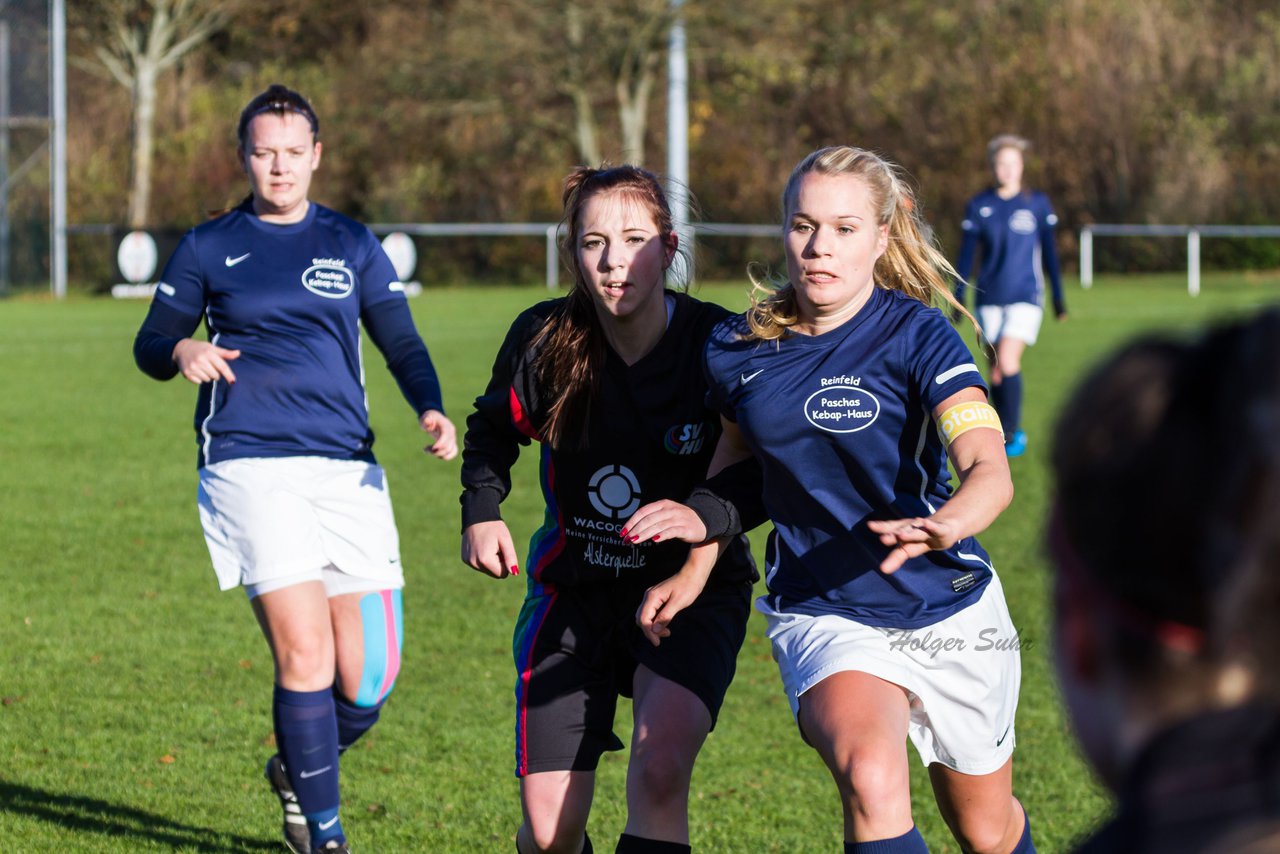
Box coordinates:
[626,146,1034,854]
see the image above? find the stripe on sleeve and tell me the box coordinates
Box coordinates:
[934,362,980,385]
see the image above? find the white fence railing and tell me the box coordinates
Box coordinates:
[1080,224,1280,296]
[369,222,779,290]
[81,220,783,294]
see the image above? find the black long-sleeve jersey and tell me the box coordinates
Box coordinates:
[460,292,758,588]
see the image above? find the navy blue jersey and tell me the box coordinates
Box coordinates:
[954,188,1064,312]
[134,202,443,467]
[705,287,994,628]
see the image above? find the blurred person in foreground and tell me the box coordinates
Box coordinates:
[1050,308,1280,853]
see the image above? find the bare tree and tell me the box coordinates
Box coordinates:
[564,3,602,166]
[511,0,673,167]
[613,5,670,165]
[80,0,228,227]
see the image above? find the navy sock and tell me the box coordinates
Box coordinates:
[1002,372,1023,436]
[844,825,928,853]
[273,685,344,847]
[616,834,689,853]
[989,378,1005,424]
[334,692,383,753]
[1011,805,1035,854]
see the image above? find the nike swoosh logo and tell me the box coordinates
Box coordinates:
[740,369,764,385]
[302,745,324,755]
[996,724,1012,747]
[318,816,339,830]
[299,765,332,779]
[224,253,251,267]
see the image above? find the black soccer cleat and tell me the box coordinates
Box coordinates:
[264,754,311,854]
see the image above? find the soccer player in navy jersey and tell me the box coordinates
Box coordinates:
[953,135,1067,458]
[460,166,758,854]
[625,147,1035,854]
[1051,310,1280,853]
[133,84,456,854]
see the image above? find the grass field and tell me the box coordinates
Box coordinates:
[3,271,1279,853]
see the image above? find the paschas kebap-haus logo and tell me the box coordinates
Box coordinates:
[805,379,880,434]
[302,257,354,299]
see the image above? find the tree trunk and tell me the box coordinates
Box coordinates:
[128,61,157,228]
[616,57,655,167]
[565,3,600,165]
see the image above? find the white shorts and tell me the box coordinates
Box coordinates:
[758,572,1022,775]
[978,302,1043,346]
[197,456,405,596]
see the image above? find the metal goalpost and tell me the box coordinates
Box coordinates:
[0,0,63,297]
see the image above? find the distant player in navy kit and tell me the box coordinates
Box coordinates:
[460,166,757,854]
[627,147,1034,854]
[953,134,1066,458]
[133,84,457,854]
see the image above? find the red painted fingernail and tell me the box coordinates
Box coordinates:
[652,535,661,542]
[619,528,629,539]
[510,565,520,576]
[629,535,639,542]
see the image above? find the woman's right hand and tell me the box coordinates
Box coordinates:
[461,520,520,579]
[173,338,240,385]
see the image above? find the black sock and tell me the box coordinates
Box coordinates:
[615,833,690,853]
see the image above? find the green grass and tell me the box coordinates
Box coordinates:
[2,272,1278,852]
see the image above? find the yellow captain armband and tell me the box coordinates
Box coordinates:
[936,401,1003,447]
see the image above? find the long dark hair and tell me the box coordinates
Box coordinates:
[531,165,679,450]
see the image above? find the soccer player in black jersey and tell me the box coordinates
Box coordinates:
[460,165,757,854]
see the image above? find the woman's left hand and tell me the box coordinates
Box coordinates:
[419,409,458,460]
[866,516,960,574]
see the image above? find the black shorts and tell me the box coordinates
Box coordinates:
[510,576,752,777]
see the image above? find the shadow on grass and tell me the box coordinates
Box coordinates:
[0,778,278,852]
